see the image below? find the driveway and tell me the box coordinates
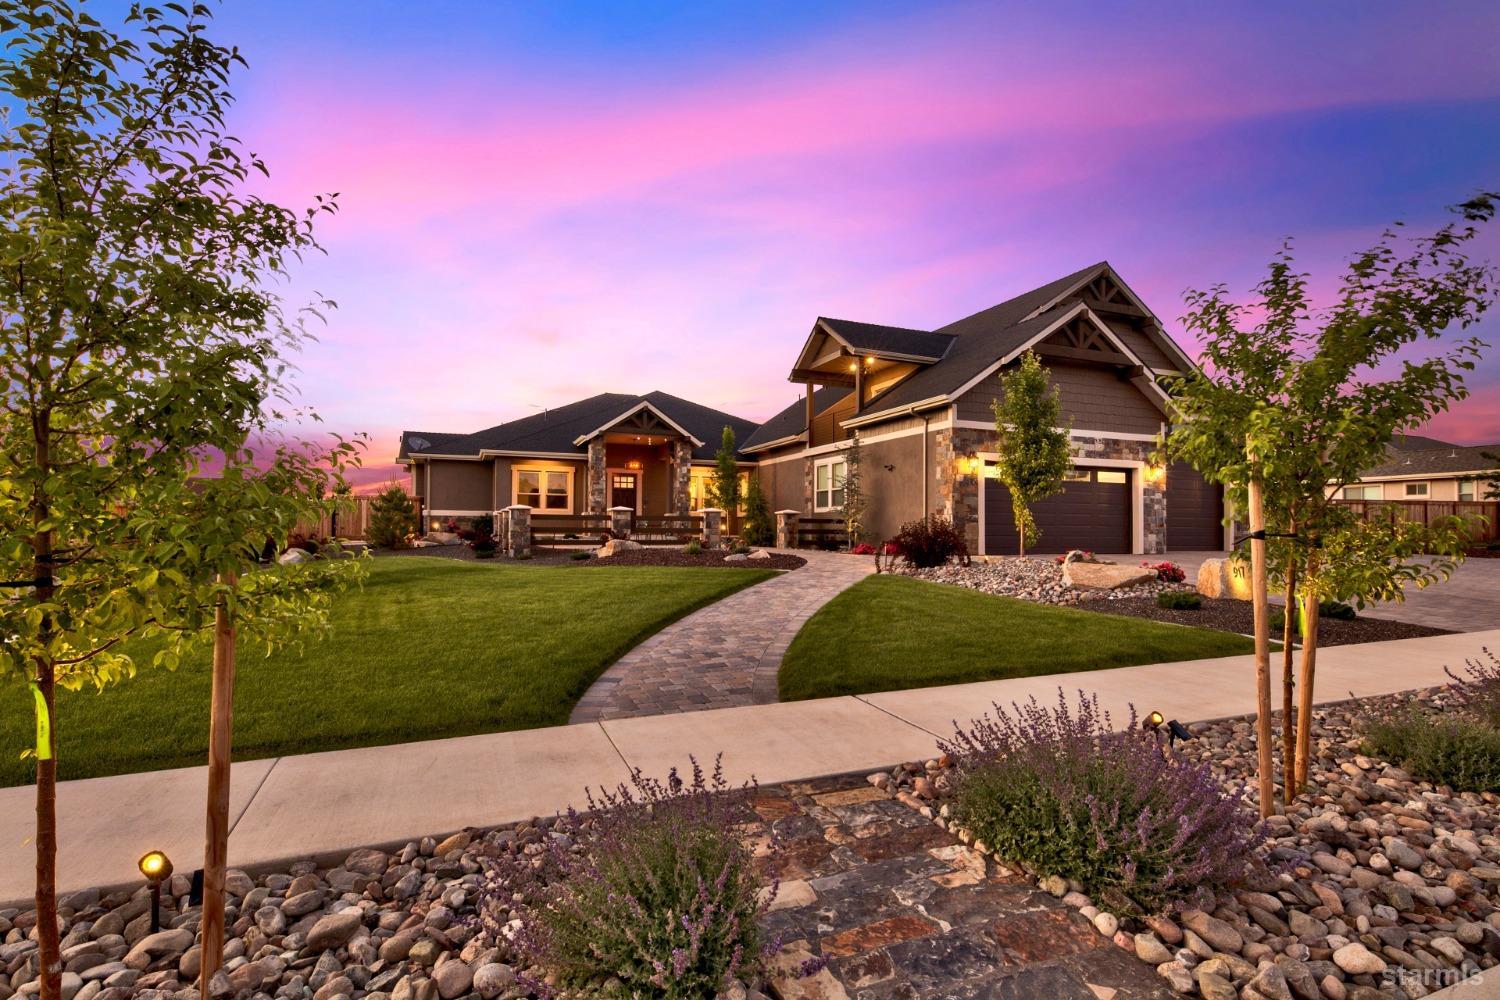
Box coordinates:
[1137,550,1500,633]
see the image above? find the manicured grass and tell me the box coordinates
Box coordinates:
[0,558,773,787]
[779,575,1258,701]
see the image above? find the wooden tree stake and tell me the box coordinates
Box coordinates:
[200,571,237,994]
[1246,447,1276,818]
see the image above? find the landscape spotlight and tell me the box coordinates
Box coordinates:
[1144,710,1164,730]
[138,850,173,932]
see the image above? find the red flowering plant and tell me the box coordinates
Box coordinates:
[1142,561,1186,583]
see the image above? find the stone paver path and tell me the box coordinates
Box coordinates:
[569,549,873,722]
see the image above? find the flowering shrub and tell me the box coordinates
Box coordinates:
[470,532,496,558]
[1447,647,1500,727]
[484,758,777,998]
[886,516,970,568]
[1363,649,1500,792]
[850,542,876,555]
[941,691,1267,913]
[1141,560,1185,583]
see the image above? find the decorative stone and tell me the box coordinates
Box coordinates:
[596,538,644,558]
[1196,557,1251,600]
[1331,942,1386,975]
[1180,910,1243,954]
[305,909,363,952]
[1062,562,1156,590]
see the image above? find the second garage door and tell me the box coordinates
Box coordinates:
[1166,461,1225,551]
[983,465,1132,555]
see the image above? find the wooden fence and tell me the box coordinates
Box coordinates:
[530,514,611,548]
[1334,499,1498,544]
[797,515,849,549]
[631,515,700,546]
[293,494,423,540]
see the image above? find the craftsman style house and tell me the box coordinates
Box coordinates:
[399,262,1230,555]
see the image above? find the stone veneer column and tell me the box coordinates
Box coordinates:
[698,508,722,548]
[672,439,693,514]
[587,439,607,512]
[608,506,634,539]
[504,504,531,558]
[775,509,800,549]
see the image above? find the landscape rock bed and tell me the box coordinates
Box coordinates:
[911,556,1190,606]
[873,686,1500,998]
[1090,598,1454,646]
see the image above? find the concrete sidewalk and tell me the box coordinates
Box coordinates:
[2,627,1496,907]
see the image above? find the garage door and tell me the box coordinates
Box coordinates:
[983,465,1131,555]
[1166,461,1224,551]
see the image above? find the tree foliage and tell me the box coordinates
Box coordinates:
[839,432,868,544]
[740,474,773,546]
[991,351,1072,556]
[0,3,362,994]
[367,484,416,548]
[708,425,741,514]
[1164,193,1498,798]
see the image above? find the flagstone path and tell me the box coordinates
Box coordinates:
[569,549,874,722]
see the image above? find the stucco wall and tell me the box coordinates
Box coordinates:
[424,459,493,513]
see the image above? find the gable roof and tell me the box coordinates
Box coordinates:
[1389,433,1458,451]
[1361,443,1500,479]
[400,391,759,463]
[815,318,954,362]
[742,386,851,452]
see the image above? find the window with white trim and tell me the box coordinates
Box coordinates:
[1403,482,1429,498]
[814,458,846,512]
[1458,480,1476,501]
[513,468,572,511]
[1342,485,1381,501]
[688,468,751,513]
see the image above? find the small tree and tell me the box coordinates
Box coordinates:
[1167,193,1497,805]
[839,432,868,544]
[709,425,741,514]
[991,351,1073,556]
[368,484,417,548]
[1478,451,1500,501]
[0,4,363,995]
[741,475,773,546]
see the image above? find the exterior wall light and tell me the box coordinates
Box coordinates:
[139,850,173,932]
[625,459,642,470]
[1145,463,1167,487]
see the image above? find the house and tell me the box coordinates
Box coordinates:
[1338,435,1499,503]
[399,262,1230,555]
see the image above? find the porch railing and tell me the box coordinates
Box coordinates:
[797,515,849,550]
[631,514,701,546]
[531,513,612,547]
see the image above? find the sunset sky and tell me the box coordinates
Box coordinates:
[202,1,1500,485]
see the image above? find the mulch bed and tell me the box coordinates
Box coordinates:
[1082,596,1453,645]
[577,549,806,570]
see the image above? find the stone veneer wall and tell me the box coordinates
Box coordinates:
[672,440,693,514]
[587,440,607,512]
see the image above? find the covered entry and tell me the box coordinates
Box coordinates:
[983,464,1133,555]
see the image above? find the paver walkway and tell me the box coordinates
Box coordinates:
[755,773,1170,998]
[569,548,873,721]
[4,627,1495,908]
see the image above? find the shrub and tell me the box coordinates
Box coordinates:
[484,759,776,997]
[684,539,703,555]
[1320,600,1356,621]
[741,476,774,547]
[471,533,497,558]
[1362,706,1500,792]
[941,691,1267,913]
[1444,648,1500,729]
[850,542,876,555]
[731,542,751,555]
[887,516,970,568]
[570,550,592,561]
[1141,561,1186,583]
[1157,591,1201,610]
[367,485,416,548]
[287,533,319,555]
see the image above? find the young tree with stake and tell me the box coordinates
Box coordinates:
[0,4,363,996]
[1166,194,1496,808]
[991,351,1072,556]
[709,425,741,518]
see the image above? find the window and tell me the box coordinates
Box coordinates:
[688,468,751,513]
[1459,480,1476,501]
[1063,467,1091,482]
[1095,470,1129,484]
[814,458,846,511]
[1404,482,1429,498]
[513,468,572,511]
[1343,485,1381,501]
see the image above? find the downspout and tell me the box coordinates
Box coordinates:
[921,412,930,515]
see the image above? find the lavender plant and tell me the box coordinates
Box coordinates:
[1444,647,1500,728]
[941,690,1268,913]
[1360,649,1500,793]
[480,757,777,998]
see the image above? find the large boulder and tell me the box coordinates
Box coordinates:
[1197,557,1252,600]
[595,538,643,558]
[1062,561,1155,590]
[425,531,463,546]
[277,548,311,566]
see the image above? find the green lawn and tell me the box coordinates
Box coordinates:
[779,575,1257,701]
[0,558,773,787]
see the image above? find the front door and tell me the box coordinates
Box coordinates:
[610,472,639,513]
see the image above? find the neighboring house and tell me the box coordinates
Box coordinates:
[1338,435,1500,503]
[400,262,1230,555]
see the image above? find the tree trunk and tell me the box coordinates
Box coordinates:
[1281,559,1298,804]
[1246,448,1275,818]
[32,423,61,1000]
[200,572,237,994]
[1294,591,1321,791]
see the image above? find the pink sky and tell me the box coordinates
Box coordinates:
[208,1,1500,485]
